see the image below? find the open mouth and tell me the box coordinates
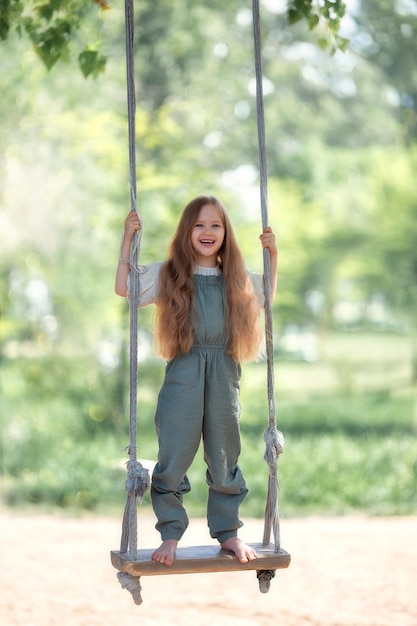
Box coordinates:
[200,239,215,247]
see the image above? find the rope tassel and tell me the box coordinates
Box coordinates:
[262,426,284,551]
[124,459,150,502]
[263,426,284,467]
[120,460,150,557]
[117,572,143,605]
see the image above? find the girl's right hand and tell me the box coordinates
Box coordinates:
[124,211,141,239]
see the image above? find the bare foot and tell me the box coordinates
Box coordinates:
[151,539,178,566]
[220,537,257,563]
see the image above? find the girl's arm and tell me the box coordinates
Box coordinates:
[259,226,278,301]
[115,211,141,296]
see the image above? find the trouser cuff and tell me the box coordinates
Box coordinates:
[216,530,238,544]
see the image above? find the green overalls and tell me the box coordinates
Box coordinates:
[151,272,248,545]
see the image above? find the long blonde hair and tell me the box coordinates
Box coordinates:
[154,196,262,362]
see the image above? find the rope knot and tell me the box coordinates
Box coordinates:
[125,460,150,502]
[117,571,143,605]
[263,426,284,467]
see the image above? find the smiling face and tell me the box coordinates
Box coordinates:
[190,203,225,267]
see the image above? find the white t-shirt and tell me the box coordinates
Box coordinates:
[127,262,265,308]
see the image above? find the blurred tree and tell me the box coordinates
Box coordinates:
[0,0,109,76]
[1,0,415,359]
[368,147,417,320]
[0,0,348,78]
[3,0,417,523]
[349,0,417,144]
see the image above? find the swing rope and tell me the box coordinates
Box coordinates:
[251,0,284,552]
[119,0,149,561]
[119,0,283,561]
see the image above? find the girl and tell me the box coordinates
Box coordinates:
[115,196,277,566]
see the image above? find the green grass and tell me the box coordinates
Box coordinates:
[1,331,416,518]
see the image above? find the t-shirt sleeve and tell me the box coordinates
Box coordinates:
[248,271,265,308]
[127,262,163,307]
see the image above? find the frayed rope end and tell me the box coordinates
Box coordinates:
[125,460,150,502]
[263,426,284,466]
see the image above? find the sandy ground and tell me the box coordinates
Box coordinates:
[1,511,416,626]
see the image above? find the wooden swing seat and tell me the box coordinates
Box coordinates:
[111,543,291,577]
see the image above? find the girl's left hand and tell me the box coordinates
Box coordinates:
[259,226,277,256]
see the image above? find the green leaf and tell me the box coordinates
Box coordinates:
[78,48,107,78]
[0,0,24,40]
[308,14,320,30]
[336,36,350,52]
[317,36,329,50]
[288,8,304,25]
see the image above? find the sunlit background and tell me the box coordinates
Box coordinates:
[1,0,416,518]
